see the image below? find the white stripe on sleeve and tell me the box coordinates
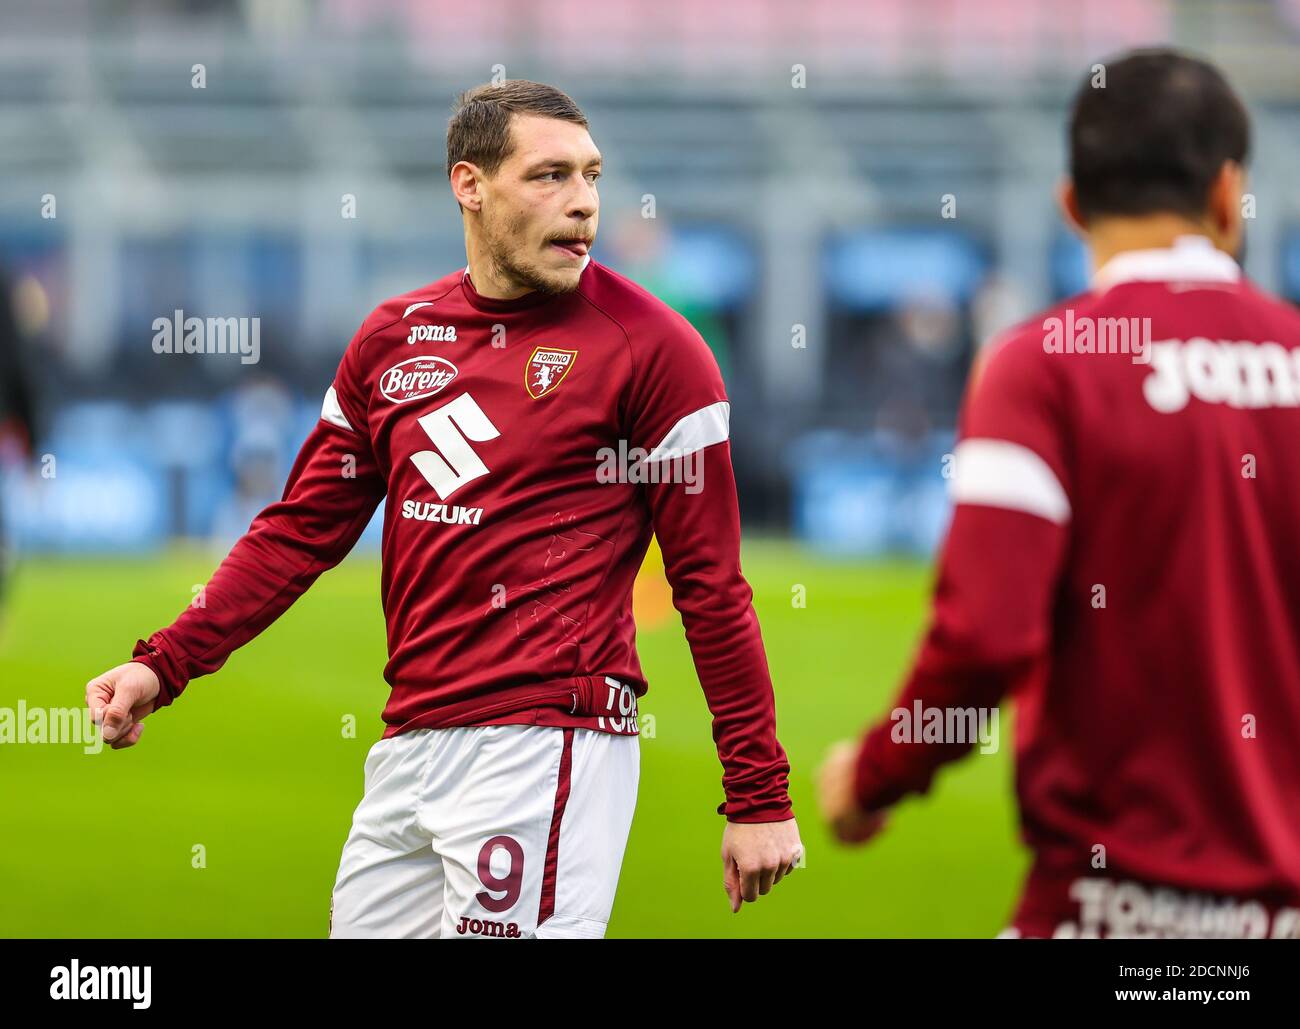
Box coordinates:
[950,438,1071,525]
[645,401,730,463]
[320,385,355,432]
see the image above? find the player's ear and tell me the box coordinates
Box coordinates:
[1057,177,1086,237]
[1207,159,1244,248]
[450,161,485,213]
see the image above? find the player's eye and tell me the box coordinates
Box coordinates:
[535,171,563,182]
[585,171,601,184]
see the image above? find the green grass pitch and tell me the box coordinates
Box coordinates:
[0,539,1028,937]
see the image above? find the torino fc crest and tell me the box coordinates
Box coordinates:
[525,347,577,400]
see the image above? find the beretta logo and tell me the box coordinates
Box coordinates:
[379,356,458,404]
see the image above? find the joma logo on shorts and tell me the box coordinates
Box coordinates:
[456,915,522,938]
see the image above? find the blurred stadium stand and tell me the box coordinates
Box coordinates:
[4,0,1300,556]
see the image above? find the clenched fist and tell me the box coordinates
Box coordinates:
[85,662,161,750]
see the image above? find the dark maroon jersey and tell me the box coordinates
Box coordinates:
[133,259,792,822]
[854,236,1300,935]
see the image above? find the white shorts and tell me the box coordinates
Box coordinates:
[329,723,639,939]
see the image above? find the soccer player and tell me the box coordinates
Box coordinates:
[0,266,36,617]
[818,50,1300,938]
[85,81,801,938]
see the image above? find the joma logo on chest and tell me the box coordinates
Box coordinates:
[407,324,457,344]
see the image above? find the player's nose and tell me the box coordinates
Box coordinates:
[565,182,598,221]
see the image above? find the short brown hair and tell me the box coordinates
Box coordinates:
[446,80,588,179]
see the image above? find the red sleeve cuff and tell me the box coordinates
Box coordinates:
[131,634,189,710]
[720,801,795,824]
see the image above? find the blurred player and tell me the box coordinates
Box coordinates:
[85,81,800,938]
[0,267,36,617]
[819,49,1300,938]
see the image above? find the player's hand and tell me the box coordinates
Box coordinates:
[817,740,889,846]
[721,818,803,913]
[85,662,161,750]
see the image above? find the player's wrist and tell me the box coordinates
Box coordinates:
[131,635,184,709]
[852,731,902,814]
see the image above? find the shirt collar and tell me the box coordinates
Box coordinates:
[1091,234,1241,293]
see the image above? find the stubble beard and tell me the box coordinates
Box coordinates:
[483,210,584,296]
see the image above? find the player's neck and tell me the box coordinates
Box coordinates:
[1086,213,1225,274]
[463,231,535,301]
